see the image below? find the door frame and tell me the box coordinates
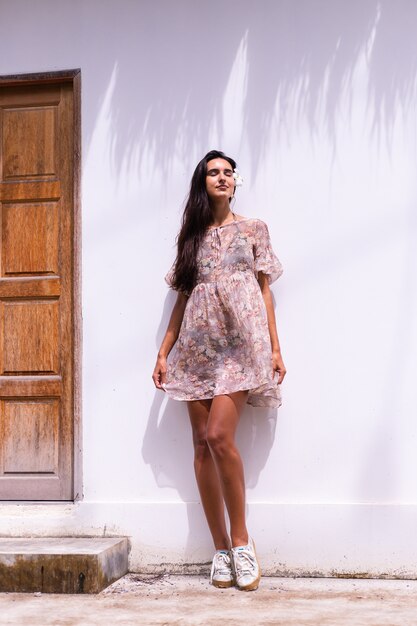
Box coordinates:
[0,69,82,501]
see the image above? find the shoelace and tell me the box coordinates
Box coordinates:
[213,551,231,575]
[234,549,257,577]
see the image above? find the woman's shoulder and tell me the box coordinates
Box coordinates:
[235,215,268,230]
[235,214,263,223]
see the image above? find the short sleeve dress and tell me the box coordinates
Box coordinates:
[163,216,283,408]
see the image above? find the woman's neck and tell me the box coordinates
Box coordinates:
[209,200,233,227]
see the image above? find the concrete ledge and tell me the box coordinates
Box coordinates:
[3,502,417,577]
[0,537,129,593]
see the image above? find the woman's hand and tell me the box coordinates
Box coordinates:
[272,350,286,384]
[258,273,286,385]
[152,355,167,390]
[152,292,188,392]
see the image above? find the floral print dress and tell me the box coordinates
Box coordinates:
[163,217,283,407]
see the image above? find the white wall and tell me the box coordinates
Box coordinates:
[1,0,417,576]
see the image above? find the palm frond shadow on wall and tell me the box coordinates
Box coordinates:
[82,0,417,177]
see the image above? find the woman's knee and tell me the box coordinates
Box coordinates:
[206,429,233,457]
[192,433,210,461]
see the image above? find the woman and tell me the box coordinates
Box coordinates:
[152,150,286,591]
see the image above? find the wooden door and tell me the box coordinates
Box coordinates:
[0,73,79,500]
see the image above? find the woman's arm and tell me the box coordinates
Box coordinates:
[152,292,189,389]
[257,272,286,383]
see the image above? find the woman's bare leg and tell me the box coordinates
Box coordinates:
[207,391,249,547]
[187,399,230,550]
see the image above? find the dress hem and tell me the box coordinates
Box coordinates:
[163,380,281,408]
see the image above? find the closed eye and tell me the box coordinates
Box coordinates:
[207,168,233,176]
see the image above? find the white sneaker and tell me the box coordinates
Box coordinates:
[231,537,261,591]
[210,550,234,588]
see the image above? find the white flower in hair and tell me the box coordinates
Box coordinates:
[233,168,244,187]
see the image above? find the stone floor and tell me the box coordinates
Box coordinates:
[1,574,417,625]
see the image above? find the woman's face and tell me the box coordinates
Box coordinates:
[206,158,235,202]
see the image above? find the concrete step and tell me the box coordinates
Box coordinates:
[0,537,129,594]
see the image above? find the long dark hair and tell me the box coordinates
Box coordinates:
[171,150,237,294]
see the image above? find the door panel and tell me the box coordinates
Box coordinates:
[0,78,76,500]
[3,201,59,275]
[3,106,57,179]
[2,299,60,373]
[3,399,59,473]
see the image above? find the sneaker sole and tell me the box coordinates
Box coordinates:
[211,579,234,589]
